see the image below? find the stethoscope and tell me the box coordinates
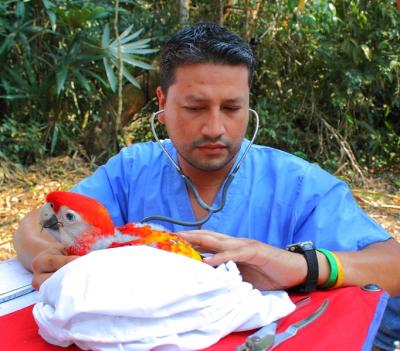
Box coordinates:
[140,108,259,227]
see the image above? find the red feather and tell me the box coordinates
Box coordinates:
[46,191,114,235]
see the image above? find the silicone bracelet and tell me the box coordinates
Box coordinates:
[317,248,338,289]
[330,252,344,289]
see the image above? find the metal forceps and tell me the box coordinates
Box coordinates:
[237,299,329,351]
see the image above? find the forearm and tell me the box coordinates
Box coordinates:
[178,230,400,295]
[291,239,400,295]
[335,239,400,296]
[13,209,64,271]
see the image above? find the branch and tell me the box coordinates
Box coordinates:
[114,0,123,138]
[319,116,365,184]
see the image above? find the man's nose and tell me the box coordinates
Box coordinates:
[201,108,226,139]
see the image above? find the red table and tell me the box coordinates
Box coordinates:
[0,286,388,351]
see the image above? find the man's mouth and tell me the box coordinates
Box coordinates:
[196,144,227,155]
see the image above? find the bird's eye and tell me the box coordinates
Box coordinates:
[65,212,75,221]
[49,203,54,208]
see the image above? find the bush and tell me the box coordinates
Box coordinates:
[0,0,156,164]
[244,0,400,171]
[0,0,398,173]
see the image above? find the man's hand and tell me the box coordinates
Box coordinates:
[31,248,78,290]
[177,230,308,291]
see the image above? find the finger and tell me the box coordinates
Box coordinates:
[32,272,53,290]
[177,232,223,252]
[203,242,271,267]
[183,230,232,239]
[202,247,253,266]
[32,253,77,274]
[178,231,246,252]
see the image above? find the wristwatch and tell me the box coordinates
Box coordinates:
[286,241,319,292]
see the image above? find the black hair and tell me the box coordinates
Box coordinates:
[159,22,256,94]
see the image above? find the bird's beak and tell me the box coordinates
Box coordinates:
[39,202,62,231]
[42,214,62,231]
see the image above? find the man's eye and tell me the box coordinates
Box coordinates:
[224,106,241,111]
[184,106,204,111]
[65,212,75,221]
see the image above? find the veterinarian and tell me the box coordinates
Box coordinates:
[14,23,400,350]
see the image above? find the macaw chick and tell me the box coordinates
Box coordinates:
[39,191,202,261]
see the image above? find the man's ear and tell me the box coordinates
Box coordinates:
[156,86,166,124]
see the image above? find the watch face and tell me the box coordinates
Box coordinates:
[286,241,315,252]
[301,241,315,250]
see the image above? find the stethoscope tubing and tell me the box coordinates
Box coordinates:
[141,108,259,227]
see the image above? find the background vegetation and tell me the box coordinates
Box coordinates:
[0,0,399,179]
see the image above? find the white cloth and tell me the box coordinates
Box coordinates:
[33,246,295,351]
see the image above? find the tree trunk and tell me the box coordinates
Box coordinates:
[179,0,190,25]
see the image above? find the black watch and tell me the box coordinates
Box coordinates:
[286,241,319,292]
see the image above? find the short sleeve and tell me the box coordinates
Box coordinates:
[71,148,133,226]
[292,164,391,250]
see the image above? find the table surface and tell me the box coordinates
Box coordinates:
[0,259,388,351]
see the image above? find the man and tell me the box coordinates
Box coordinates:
[14,23,399,349]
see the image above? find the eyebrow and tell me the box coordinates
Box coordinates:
[184,95,245,103]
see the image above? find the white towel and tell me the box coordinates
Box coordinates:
[33,246,295,351]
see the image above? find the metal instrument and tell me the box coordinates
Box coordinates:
[237,299,329,351]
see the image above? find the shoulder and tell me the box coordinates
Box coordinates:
[246,143,316,177]
[246,143,344,194]
[117,140,169,161]
[104,140,174,170]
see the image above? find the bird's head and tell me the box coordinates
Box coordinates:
[39,191,115,249]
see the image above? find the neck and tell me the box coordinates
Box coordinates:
[178,156,237,189]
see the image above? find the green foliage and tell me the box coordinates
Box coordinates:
[243,0,400,170]
[0,0,156,164]
[0,0,399,172]
[0,116,45,163]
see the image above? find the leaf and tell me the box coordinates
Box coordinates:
[389,60,399,70]
[344,113,354,125]
[120,54,153,70]
[119,28,144,45]
[103,57,116,91]
[287,0,299,12]
[118,25,134,41]
[111,38,151,51]
[102,24,110,48]
[91,7,110,20]
[19,33,30,55]
[56,66,68,95]
[24,58,36,86]
[42,0,53,10]
[0,36,14,56]
[16,1,25,19]
[120,47,158,55]
[0,94,28,100]
[48,11,57,31]
[73,69,91,92]
[50,124,59,155]
[121,67,140,88]
[81,68,108,87]
[1,78,11,93]
[6,68,26,88]
[360,44,371,61]
[75,54,105,63]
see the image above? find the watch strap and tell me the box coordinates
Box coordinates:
[286,242,319,292]
[300,248,319,292]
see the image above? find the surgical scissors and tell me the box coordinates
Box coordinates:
[237,299,329,351]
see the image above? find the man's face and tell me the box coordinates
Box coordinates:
[156,63,250,172]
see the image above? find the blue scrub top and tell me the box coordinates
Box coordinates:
[72,139,391,251]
